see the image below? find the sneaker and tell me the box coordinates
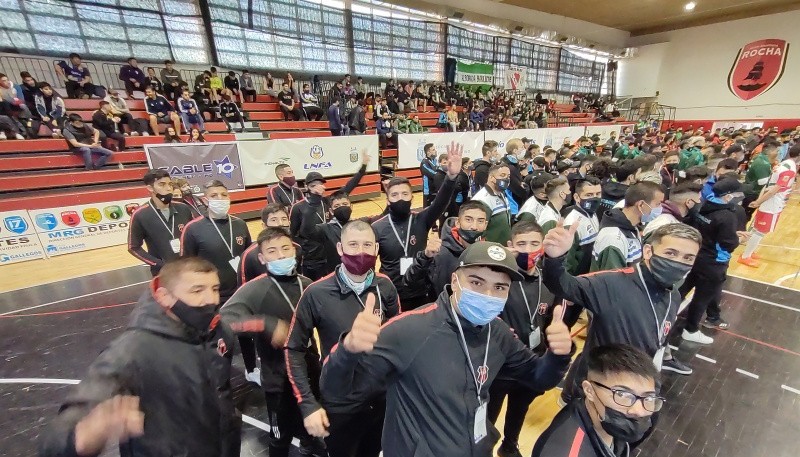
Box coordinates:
[0,132,6,140]
[14,133,24,140]
[662,357,693,375]
[497,441,523,457]
[737,255,760,267]
[143,132,151,136]
[702,317,729,330]
[245,368,262,386]
[682,329,714,344]
[131,131,140,136]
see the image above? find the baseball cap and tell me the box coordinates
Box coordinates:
[532,156,547,168]
[713,177,744,196]
[457,241,524,281]
[521,137,531,143]
[305,172,327,185]
[557,159,575,173]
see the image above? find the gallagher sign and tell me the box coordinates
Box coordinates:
[728,39,789,101]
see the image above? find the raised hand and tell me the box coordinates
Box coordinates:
[74,395,145,455]
[361,148,372,166]
[545,304,572,355]
[343,293,382,353]
[424,235,442,258]
[542,219,579,259]
[446,141,464,178]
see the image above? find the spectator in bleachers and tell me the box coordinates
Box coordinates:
[191,85,218,123]
[300,83,323,121]
[144,67,163,94]
[385,78,397,96]
[342,81,356,99]
[327,97,343,136]
[160,60,185,101]
[348,100,366,135]
[377,111,397,149]
[396,113,411,134]
[414,82,428,112]
[0,73,33,121]
[395,87,409,113]
[56,53,105,99]
[328,81,344,102]
[436,108,448,130]
[187,127,206,143]
[104,90,149,136]
[431,89,446,111]
[209,67,223,104]
[62,113,114,170]
[145,86,181,136]
[194,71,212,101]
[224,71,244,105]
[163,126,182,143]
[219,91,245,133]
[277,82,300,121]
[177,88,207,133]
[285,72,295,91]
[92,101,127,151]
[354,76,367,98]
[469,105,484,131]
[264,72,276,96]
[409,114,424,133]
[502,114,516,130]
[446,105,458,132]
[239,70,257,102]
[0,113,25,140]
[119,57,146,97]
[18,72,42,137]
[34,82,66,138]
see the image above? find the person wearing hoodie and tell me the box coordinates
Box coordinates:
[563,177,603,277]
[471,140,498,193]
[642,182,702,238]
[591,182,664,272]
[419,143,438,207]
[402,201,490,300]
[598,159,639,221]
[531,176,571,235]
[34,82,66,137]
[678,137,707,170]
[38,257,242,457]
[472,163,513,245]
[502,138,529,206]
[518,173,556,223]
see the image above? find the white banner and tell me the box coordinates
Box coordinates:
[0,210,46,265]
[505,66,527,90]
[397,131,485,169]
[483,129,542,151]
[238,136,379,186]
[28,198,148,257]
[711,121,764,131]
[536,127,587,149]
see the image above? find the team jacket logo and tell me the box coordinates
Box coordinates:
[216,338,228,356]
[728,39,789,101]
[538,302,548,315]
[476,365,489,385]
[235,236,244,245]
[61,211,81,227]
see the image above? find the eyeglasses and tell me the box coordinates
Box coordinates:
[590,381,664,412]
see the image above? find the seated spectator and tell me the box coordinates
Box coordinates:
[377,111,397,149]
[431,89,446,110]
[469,105,484,131]
[209,67,223,104]
[91,101,126,151]
[0,113,25,140]
[62,113,114,170]
[18,72,42,137]
[264,72,276,96]
[414,83,429,112]
[284,72,295,93]
[396,113,410,134]
[219,91,245,133]
[277,82,300,121]
[176,88,207,133]
[144,86,181,135]
[348,100,366,135]
[187,127,205,143]
[299,83,323,121]
[105,90,149,136]
[56,53,106,99]
[408,114,424,133]
[376,97,395,119]
[0,73,33,121]
[327,97,343,136]
[160,60,185,101]
[384,78,397,96]
[194,71,212,101]
[446,105,458,132]
[394,89,408,113]
[144,67,163,94]
[191,86,217,122]
[329,81,344,102]
[485,113,499,130]
[119,57,146,97]
[239,70,257,102]
[342,81,356,99]
[354,76,367,98]
[163,126,182,143]
[436,108,448,130]
[34,82,66,137]
[502,114,516,130]
[224,71,244,104]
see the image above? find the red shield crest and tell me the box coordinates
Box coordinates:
[538,303,548,315]
[125,203,140,216]
[476,365,489,385]
[728,39,789,101]
[61,210,80,227]
[216,338,228,356]
[235,236,244,245]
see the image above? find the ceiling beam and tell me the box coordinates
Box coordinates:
[630,2,800,36]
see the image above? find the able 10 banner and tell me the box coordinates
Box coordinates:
[145,142,245,194]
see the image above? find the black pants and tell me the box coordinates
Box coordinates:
[265,388,323,457]
[303,106,324,121]
[302,262,328,281]
[379,133,397,149]
[239,336,257,372]
[488,379,542,446]
[281,106,301,121]
[325,402,385,457]
[100,130,126,150]
[164,83,183,102]
[423,193,434,208]
[679,261,726,332]
[330,128,342,136]
[65,81,105,98]
[243,88,257,102]
[123,80,145,96]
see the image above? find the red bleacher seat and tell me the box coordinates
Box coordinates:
[0,166,148,192]
[269,131,332,139]
[242,102,279,111]
[63,99,147,111]
[248,112,285,121]
[255,95,276,103]
[259,121,329,131]
[0,150,146,172]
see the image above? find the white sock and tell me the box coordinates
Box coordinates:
[742,230,764,259]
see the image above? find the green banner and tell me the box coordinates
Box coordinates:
[456,61,494,90]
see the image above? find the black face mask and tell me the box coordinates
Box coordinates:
[666,163,678,173]
[579,197,601,215]
[333,206,352,224]
[171,299,218,335]
[306,192,322,205]
[388,199,412,219]
[598,402,652,443]
[686,201,702,220]
[648,253,692,288]
[457,228,483,244]
[155,192,173,205]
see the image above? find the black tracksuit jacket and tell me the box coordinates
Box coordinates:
[299,213,382,274]
[532,400,629,457]
[127,200,195,275]
[265,182,303,209]
[38,286,240,457]
[236,240,303,286]
[402,216,465,300]
[497,268,554,366]
[285,266,400,418]
[319,290,572,457]
[181,215,251,301]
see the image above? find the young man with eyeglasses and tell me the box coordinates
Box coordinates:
[532,344,662,457]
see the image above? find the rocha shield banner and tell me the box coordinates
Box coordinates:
[727,39,789,101]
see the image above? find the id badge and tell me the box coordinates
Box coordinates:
[473,401,488,443]
[400,257,413,275]
[169,238,181,254]
[228,255,240,272]
[528,326,541,349]
[653,346,665,371]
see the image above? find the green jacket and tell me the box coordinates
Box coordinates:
[678,147,705,170]
[396,119,411,134]
[745,153,772,196]
[613,144,640,161]
[408,120,424,133]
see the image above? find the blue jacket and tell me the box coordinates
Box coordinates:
[420,157,437,195]
[177,98,200,115]
[376,119,393,135]
[119,65,146,84]
[327,104,342,131]
[469,111,484,124]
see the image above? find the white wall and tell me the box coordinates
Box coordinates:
[620,10,800,120]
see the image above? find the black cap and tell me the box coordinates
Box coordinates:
[305,172,327,185]
[457,241,524,281]
[713,177,744,196]
[557,159,575,173]
[530,172,556,190]
[532,156,547,168]
[521,137,531,143]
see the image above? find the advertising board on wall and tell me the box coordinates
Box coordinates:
[145,142,245,193]
[0,210,46,265]
[397,131,485,169]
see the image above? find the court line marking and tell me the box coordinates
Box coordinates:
[716,328,800,358]
[721,290,800,314]
[0,263,146,295]
[775,273,800,286]
[0,281,149,317]
[695,354,717,364]
[780,385,800,396]
[0,302,136,319]
[735,368,759,379]
[727,274,800,293]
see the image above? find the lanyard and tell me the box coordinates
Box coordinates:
[518,270,542,327]
[388,215,413,256]
[636,264,671,345]
[316,201,326,223]
[449,304,491,400]
[209,216,234,258]
[150,203,175,238]
[270,276,303,313]
[353,286,384,319]
[279,185,296,206]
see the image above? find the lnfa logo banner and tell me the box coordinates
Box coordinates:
[727,39,789,101]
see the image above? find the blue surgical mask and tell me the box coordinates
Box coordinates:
[641,203,663,225]
[454,275,506,326]
[267,256,296,276]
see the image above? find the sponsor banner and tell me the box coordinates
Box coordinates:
[145,142,245,193]
[455,61,494,89]
[483,129,542,151]
[0,210,46,265]
[238,136,379,186]
[585,124,635,145]
[397,131,485,169]
[728,39,789,101]
[711,121,764,132]
[28,198,148,257]
[535,126,588,149]
[505,66,527,90]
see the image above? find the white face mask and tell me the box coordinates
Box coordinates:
[207,199,230,218]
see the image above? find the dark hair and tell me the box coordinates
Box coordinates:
[424,143,435,154]
[489,163,509,175]
[716,158,739,171]
[386,176,411,192]
[575,176,602,194]
[482,141,497,157]
[669,181,702,199]
[458,200,491,219]
[68,113,83,123]
[789,144,800,159]
[158,257,217,290]
[624,181,663,207]
[98,100,109,107]
[210,66,217,72]
[511,220,543,238]
[203,179,227,191]
[616,160,641,183]
[530,172,556,191]
[260,203,288,225]
[544,176,569,197]
[164,60,174,65]
[127,57,136,62]
[68,53,81,59]
[328,189,350,203]
[589,159,616,181]
[19,71,31,79]
[586,343,659,382]
[275,163,291,176]
[143,168,171,186]
[257,226,292,247]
